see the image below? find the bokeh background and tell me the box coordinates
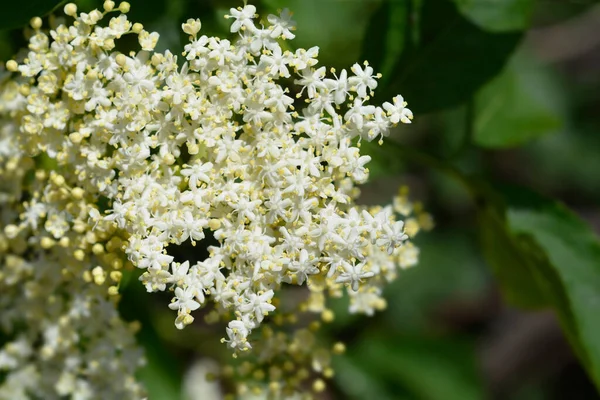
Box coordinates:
[2,0,600,399]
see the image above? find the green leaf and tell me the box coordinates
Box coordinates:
[473,49,565,148]
[0,0,65,31]
[384,0,522,113]
[476,183,600,389]
[360,1,408,85]
[478,205,549,308]
[507,200,600,389]
[341,336,485,400]
[453,0,535,32]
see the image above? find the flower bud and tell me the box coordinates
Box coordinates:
[64,3,77,16]
[118,2,130,13]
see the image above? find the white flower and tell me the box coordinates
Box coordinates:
[227,5,257,33]
[240,290,276,323]
[288,249,319,285]
[169,287,202,313]
[349,62,379,98]
[377,220,409,254]
[224,320,251,350]
[182,18,202,37]
[268,9,296,40]
[169,261,191,285]
[383,95,413,124]
[181,162,213,189]
[335,261,375,291]
[139,30,160,51]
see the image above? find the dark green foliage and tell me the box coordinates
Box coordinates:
[0,0,64,30]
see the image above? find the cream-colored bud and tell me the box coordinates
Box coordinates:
[90,9,103,22]
[108,286,119,295]
[313,379,326,393]
[35,170,46,180]
[74,249,85,261]
[52,174,65,186]
[110,270,122,282]
[132,22,143,33]
[69,132,82,144]
[64,3,78,16]
[187,142,199,155]
[71,187,85,199]
[73,220,86,233]
[59,237,70,247]
[332,342,346,354]
[4,224,19,239]
[5,159,17,171]
[92,266,106,285]
[208,219,221,230]
[5,60,18,72]
[103,0,115,11]
[118,2,130,13]
[92,243,104,255]
[85,231,97,244]
[115,53,127,66]
[30,17,42,30]
[86,69,98,79]
[40,237,55,249]
[321,309,335,322]
[163,153,175,165]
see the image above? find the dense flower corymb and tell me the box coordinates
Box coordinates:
[0,1,430,398]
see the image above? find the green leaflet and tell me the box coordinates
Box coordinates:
[384,0,522,113]
[453,0,535,32]
[507,201,600,390]
[474,49,565,148]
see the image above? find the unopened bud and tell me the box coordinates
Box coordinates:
[5,60,18,72]
[118,2,130,13]
[30,17,42,30]
[64,3,78,16]
[103,1,115,11]
[115,53,127,66]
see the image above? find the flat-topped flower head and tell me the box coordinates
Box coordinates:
[0,1,429,397]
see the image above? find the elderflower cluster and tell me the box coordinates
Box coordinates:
[0,1,430,397]
[0,99,144,397]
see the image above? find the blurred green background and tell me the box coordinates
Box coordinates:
[2,0,600,399]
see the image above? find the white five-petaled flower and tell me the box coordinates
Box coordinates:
[335,261,375,291]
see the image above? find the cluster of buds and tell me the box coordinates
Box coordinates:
[0,1,430,398]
